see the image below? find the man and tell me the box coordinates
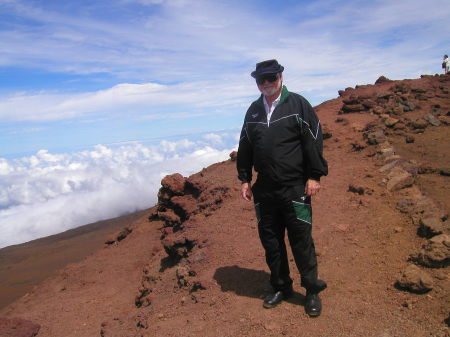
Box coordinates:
[237,59,328,317]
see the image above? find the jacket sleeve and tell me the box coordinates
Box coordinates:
[236,121,253,183]
[299,99,328,181]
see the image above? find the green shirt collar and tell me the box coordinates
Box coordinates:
[256,85,290,107]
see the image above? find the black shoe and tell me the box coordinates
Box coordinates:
[305,292,322,317]
[263,288,292,309]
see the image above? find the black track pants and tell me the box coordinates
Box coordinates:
[253,182,323,293]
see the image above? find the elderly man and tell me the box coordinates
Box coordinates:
[237,59,328,317]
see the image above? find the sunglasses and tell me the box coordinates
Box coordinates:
[256,73,279,85]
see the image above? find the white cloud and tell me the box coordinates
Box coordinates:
[203,133,223,146]
[0,80,254,122]
[0,134,238,248]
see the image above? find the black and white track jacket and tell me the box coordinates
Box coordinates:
[237,85,328,186]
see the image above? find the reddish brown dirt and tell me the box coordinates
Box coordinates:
[0,75,449,337]
[0,210,149,309]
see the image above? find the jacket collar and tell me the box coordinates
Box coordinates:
[255,85,290,107]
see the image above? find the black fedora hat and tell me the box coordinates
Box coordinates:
[251,59,284,78]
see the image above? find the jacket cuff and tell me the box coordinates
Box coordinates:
[309,174,321,181]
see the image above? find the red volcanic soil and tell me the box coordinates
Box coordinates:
[0,74,449,337]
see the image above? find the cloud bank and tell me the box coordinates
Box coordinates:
[0,133,238,248]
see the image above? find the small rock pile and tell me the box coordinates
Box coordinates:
[339,76,450,137]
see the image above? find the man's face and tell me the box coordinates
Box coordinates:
[256,73,282,97]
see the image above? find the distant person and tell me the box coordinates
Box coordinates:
[237,59,328,317]
[443,55,449,74]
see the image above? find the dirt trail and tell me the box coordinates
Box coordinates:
[1,75,449,337]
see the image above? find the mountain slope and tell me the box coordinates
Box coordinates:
[1,74,449,337]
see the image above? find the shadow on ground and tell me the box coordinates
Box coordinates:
[214,265,270,299]
[214,265,308,307]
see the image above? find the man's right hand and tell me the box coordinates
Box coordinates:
[241,182,253,201]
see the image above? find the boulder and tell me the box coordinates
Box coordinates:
[415,234,450,268]
[176,266,192,288]
[0,317,40,337]
[396,199,415,214]
[384,117,399,127]
[371,106,384,115]
[437,115,450,125]
[366,130,386,145]
[342,96,360,105]
[341,103,365,113]
[379,159,404,173]
[411,197,445,222]
[423,113,441,126]
[411,119,428,130]
[161,173,186,195]
[157,210,181,228]
[375,76,393,84]
[392,122,406,130]
[392,105,404,115]
[386,167,414,191]
[348,184,365,195]
[135,266,157,308]
[405,135,415,143]
[376,91,393,99]
[171,195,198,221]
[162,233,197,261]
[379,146,395,158]
[229,151,237,161]
[418,217,448,238]
[396,264,433,293]
[361,99,376,109]
[104,227,132,245]
[440,168,450,176]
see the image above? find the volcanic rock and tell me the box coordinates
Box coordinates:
[418,217,448,238]
[104,227,132,245]
[161,173,186,196]
[375,76,393,84]
[414,234,450,268]
[440,168,450,176]
[348,184,365,195]
[341,103,365,114]
[384,117,399,127]
[396,264,433,293]
[157,210,181,228]
[0,317,40,337]
[423,113,441,126]
[405,135,415,143]
[411,119,428,130]
[437,115,450,124]
[366,130,386,145]
[162,233,197,261]
[386,167,414,191]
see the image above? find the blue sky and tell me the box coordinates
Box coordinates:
[1,0,448,157]
[0,0,449,247]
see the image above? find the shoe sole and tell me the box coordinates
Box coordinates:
[306,310,321,317]
[263,302,279,309]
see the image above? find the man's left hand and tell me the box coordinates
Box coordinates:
[305,179,320,196]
